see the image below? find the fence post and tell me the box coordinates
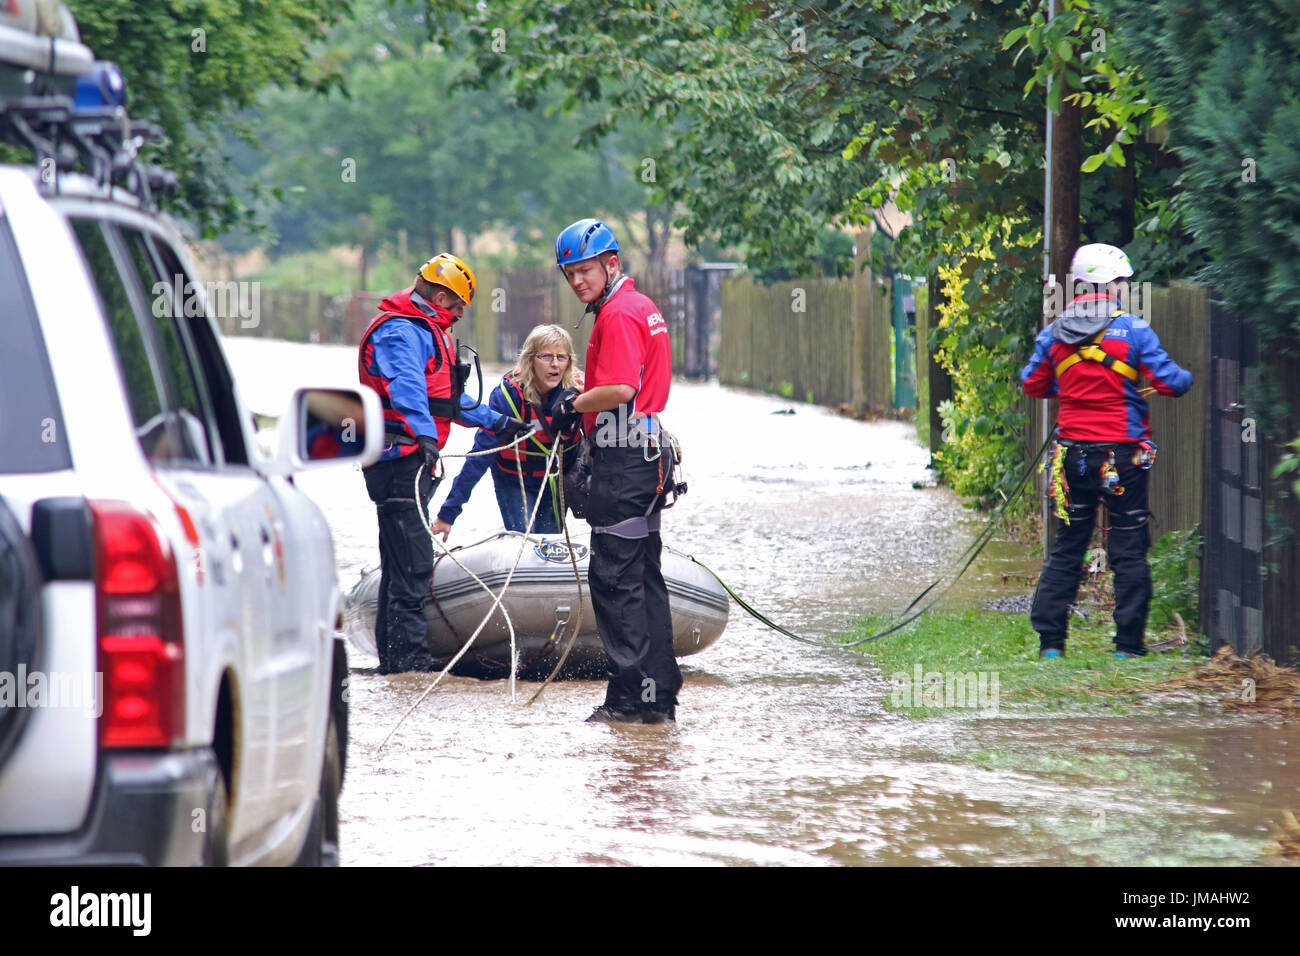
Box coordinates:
[925,276,952,455]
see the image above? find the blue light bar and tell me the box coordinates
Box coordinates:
[73,60,125,110]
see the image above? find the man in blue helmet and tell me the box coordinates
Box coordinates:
[550,218,681,724]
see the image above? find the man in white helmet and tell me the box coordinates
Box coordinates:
[1021,243,1193,659]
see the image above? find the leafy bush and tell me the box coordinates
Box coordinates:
[1148,526,1201,634]
[927,227,1037,507]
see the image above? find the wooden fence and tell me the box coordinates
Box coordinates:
[721,270,1209,539]
[228,266,723,376]
[718,267,894,410]
[1141,281,1210,538]
[230,272,588,363]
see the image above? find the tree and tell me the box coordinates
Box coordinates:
[241,1,667,272]
[68,0,353,236]
[409,0,1231,500]
[1102,0,1300,361]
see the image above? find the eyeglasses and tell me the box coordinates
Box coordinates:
[536,353,570,365]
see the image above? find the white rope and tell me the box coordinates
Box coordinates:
[525,445,586,706]
[438,430,533,458]
[376,429,562,751]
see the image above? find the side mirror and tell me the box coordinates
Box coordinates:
[274,386,383,472]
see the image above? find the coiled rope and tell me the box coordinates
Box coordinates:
[377,423,585,748]
[377,427,556,748]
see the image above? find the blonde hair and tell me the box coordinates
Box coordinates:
[513,324,582,405]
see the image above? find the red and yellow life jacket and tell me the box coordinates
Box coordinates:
[357,306,461,455]
[494,371,583,478]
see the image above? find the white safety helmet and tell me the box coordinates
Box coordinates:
[1070,243,1134,285]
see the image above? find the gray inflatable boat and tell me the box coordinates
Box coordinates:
[343,531,729,679]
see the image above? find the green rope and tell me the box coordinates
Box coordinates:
[688,432,1054,648]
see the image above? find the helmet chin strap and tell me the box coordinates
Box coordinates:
[574,269,628,327]
[586,271,627,315]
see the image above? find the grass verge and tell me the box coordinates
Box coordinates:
[845,608,1204,716]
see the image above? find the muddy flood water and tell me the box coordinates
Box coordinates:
[227,337,1298,866]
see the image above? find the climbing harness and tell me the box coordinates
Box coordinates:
[1041,434,1155,527]
[1052,311,1140,383]
[587,418,687,541]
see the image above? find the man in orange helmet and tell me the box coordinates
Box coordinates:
[358,253,530,673]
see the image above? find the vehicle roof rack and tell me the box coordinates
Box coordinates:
[0,92,177,207]
[0,3,178,208]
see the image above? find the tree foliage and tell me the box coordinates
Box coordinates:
[425,0,1226,499]
[68,0,354,236]
[236,1,667,272]
[1102,0,1300,363]
[74,0,1293,502]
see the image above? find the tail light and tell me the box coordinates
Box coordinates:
[91,500,185,748]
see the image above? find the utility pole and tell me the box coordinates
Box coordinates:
[1040,0,1081,552]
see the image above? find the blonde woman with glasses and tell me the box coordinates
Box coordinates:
[432,325,584,538]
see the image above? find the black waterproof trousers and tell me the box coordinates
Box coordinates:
[363,451,438,673]
[587,443,682,716]
[1030,442,1153,655]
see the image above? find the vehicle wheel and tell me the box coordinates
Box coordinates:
[294,709,341,867]
[202,773,230,867]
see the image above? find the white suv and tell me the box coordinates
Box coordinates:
[0,4,383,865]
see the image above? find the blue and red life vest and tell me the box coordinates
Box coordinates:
[1021,293,1193,443]
[495,371,583,479]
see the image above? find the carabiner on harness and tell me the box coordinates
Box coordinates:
[640,413,662,463]
[1132,441,1157,470]
[1100,449,1124,496]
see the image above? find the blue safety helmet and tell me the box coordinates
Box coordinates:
[555,218,620,272]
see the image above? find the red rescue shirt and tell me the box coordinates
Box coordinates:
[582,278,671,433]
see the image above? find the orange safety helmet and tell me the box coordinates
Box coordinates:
[418,252,477,306]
